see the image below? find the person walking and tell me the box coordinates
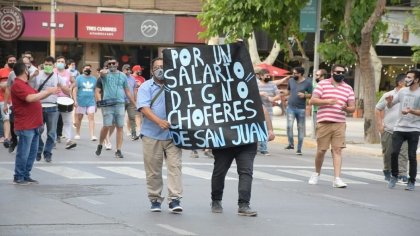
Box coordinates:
[122,64,138,140]
[33,56,69,162]
[308,64,355,188]
[210,107,275,216]
[73,64,97,141]
[257,69,281,155]
[311,69,327,138]
[95,58,136,158]
[386,69,420,191]
[375,73,409,182]
[136,57,183,213]
[282,66,312,155]
[11,62,58,184]
[0,55,17,149]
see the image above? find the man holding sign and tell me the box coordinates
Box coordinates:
[163,43,275,216]
[137,58,183,213]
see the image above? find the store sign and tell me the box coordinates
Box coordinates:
[22,11,75,40]
[163,43,267,149]
[0,6,25,41]
[78,13,124,41]
[378,11,420,46]
[175,16,205,44]
[124,13,174,44]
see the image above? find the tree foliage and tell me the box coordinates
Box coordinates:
[198,0,309,59]
[410,6,420,63]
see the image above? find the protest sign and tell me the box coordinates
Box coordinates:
[163,42,268,149]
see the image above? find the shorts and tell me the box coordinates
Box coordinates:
[316,122,346,150]
[76,106,96,115]
[0,103,10,121]
[102,103,125,127]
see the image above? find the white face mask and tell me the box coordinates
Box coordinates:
[405,78,414,87]
[153,68,164,80]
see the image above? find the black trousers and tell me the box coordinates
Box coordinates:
[211,143,257,204]
[391,131,419,182]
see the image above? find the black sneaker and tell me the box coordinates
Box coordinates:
[261,151,270,156]
[8,141,17,153]
[95,144,103,156]
[238,203,257,217]
[284,145,294,150]
[44,155,52,163]
[36,154,42,161]
[169,199,183,214]
[150,200,162,212]
[13,179,30,185]
[65,141,77,150]
[115,150,124,158]
[131,133,139,141]
[211,200,223,213]
[25,177,39,184]
[3,139,10,148]
[296,150,302,155]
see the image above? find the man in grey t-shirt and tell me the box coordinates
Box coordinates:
[375,74,408,182]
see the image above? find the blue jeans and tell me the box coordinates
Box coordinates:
[14,127,40,181]
[286,107,306,151]
[38,107,59,158]
[102,104,125,127]
[211,143,257,204]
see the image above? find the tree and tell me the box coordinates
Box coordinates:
[319,0,388,143]
[198,0,310,69]
[410,5,420,63]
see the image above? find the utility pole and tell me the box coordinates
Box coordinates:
[50,0,56,58]
[311,0,322,139]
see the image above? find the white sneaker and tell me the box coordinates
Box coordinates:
[105,142,112,150]
[91,136,98,141]
[74,135,81,140]
[308,173,320,185]
[333,177,348,188]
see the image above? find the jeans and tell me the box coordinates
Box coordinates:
[380,131,408,175]
[38,107,59,158]
[14,127,40,181]
[391,131,419,183]
[211,143,257,204]
[286,107,306,151]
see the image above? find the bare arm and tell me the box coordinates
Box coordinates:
[124,87,136,105]
[73,86,78,107]
[263,106,275,141]
[95,87,102,102]
[375,109,384,134]
[26,87,58,103]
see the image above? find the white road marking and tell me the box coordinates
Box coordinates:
[98,166,152,179]
[36,166,104,179]
[156,224,198,236]
[228,169,301,182]
[277,169,368,184]
[77,197,104,205]
[319,194,377,208]
[183,166,237,180]
[343,171,385,182]
[0,167,14,180]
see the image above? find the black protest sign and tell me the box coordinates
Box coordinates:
[163,43,268,149]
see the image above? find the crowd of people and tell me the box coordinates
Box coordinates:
[1,52,419,217]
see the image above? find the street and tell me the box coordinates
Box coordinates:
[1,121,419,236]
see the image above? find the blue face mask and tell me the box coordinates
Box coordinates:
[57,62,65,70]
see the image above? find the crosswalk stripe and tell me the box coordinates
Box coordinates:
[252,170,302,182]
[278,169,368,184]
[182,167,237,180]
[98,166,149,179]
[0,167,14,180]
[36,166,104,179]
[343,171,385,182]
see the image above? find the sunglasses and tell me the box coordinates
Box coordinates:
[108,62,116,65]
[333,71,345,75]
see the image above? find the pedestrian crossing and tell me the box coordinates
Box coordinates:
[2,164,417,186]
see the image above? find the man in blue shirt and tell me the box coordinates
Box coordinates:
[122,64,138,141]
[95,58,136,158]
[137,57,183,214]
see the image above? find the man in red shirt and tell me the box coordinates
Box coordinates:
[11,62,58,185]
[132,65,146,135]
[0,55,16,148]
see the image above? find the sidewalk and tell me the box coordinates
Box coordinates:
[271,115,383,157]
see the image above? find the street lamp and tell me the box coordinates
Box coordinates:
[41,0,63,58]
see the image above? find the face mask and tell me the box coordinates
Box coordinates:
[7,63,15,68]
[136,71,142,76]
[57,62,65,70]
[292,76,299,80]
[83,69,91,75]
[333,74,345,83]
[263,77,271,83]
[70,68,75,72]
[126,70,132,75]
[44,65,53,74]
[315,78,320,83]
[109,65,117,72]
[405,78,414,87]
[153,68,164,80]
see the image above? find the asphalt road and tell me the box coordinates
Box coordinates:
[1,122,419,236]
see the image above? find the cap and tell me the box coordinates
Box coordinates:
[122,64,131,71]
[132,65,144,72]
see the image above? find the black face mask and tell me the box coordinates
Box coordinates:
[8,63,15,68]
[333,74,345,83]
[315,78,320,83]
[292,75,299,80]
[83,69,91,75]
